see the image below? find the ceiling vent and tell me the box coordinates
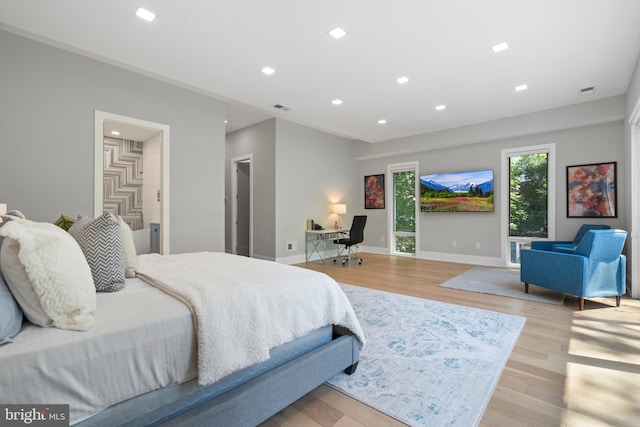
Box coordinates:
[273,104,291,111]
[580,86,595,95]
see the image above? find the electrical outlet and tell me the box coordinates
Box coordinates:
[380,236,385,243]
[286,242,298,251]
[451,241,457,248]
[475,242,481,249]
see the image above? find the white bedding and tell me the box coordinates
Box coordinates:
[0,278,196,425]
[136,252,366,385]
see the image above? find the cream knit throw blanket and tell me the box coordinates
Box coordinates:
[136,252,365,385]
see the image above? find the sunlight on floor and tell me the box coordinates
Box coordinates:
[563,298,640,427]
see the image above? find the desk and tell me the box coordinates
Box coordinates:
[305,229,349,263]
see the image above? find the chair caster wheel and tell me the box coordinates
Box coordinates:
[342,260,346,265]
[333,259,337,263]
[358,260,362,264]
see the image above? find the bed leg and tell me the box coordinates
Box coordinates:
[344,362,359,375]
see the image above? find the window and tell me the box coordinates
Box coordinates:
[501,144,555,267]
[387,162,419,256]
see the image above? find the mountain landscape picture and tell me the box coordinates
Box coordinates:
[420,169,494,212]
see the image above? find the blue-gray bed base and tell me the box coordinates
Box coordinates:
[76,327,359,427]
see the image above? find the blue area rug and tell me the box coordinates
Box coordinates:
[327,284,525,427]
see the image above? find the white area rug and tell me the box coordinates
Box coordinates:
[440,267,565,305]
[327,284,525,427]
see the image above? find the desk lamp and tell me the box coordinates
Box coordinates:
[331,203,347,229]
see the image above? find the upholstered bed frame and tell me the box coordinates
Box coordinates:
[76,328,359,427]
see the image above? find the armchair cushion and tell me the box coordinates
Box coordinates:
[543,224,610,253]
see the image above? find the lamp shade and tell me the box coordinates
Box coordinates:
[331,203,347,215]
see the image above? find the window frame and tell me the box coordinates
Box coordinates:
[501,143,556,267]
[387,161,419,257]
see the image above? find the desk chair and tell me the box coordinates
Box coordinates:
[333,215,367,265]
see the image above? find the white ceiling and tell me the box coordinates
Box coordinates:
[2,0,640,143]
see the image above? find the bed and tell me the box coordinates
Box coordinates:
[0,214,365,426]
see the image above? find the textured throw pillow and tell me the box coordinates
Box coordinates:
[0,268,23,345]
[117,216,138,278]
[75,212,126,292]
[0,212,30,249]
[68,214,91,239]
[0,221,96,330]
[53,214,75,231]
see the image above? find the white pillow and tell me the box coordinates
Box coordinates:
[0,221,96,330]
[117,215,138,278]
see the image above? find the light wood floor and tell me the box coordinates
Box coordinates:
[261,253,640,427]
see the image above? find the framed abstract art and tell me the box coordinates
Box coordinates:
[364,174,385,209]
[566,161,617,218]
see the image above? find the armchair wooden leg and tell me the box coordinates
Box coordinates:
[524,283,529,294]
[578,298,585,311]
[616,295,621,307]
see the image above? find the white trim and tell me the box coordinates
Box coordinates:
[386,161,419,256]
[417,250,504,267]
[628,98,640,298]
[230,154,254,257]
[500,143,556,267]
[94,110,170,254]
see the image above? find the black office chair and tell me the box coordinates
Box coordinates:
[333,215,367,265]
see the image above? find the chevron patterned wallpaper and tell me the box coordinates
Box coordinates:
[103,138,144,230]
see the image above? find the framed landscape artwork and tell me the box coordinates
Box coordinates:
[566,161,617,218]
[419,169,494,212]
[364,174,385,209]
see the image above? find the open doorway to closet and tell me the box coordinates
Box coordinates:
[231,154,253,257]
[94,111,170,254]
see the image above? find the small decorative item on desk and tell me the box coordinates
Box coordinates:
[306,219,313,230]
[330,203,347,229]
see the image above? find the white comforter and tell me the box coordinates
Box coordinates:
[136,252,365,386]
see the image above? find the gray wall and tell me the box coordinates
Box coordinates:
[0,30,226,254]
[225,118,359,262]
[275,119,359,260]
[225,119,277,260]
[358,96,627,264]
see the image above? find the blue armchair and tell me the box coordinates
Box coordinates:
[520,229,627,310]
[531,224,610,253]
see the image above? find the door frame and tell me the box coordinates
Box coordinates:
[231,154,253,257]
[500,143,556,267]
[94,110,170,254]
[628,98,640,298]
[386,161,419,256]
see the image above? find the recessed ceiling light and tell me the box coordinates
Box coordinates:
[435,105,446,111]
[515,84,528,92]
[261,66,275,75]
[135,7,156,22]
[396,76,409,84]
[332,99,343,105]
[491,42,509,53]
[111,131,120,136]
[225,120,228,124]
[329,27,347,39]
[377,119,387,124]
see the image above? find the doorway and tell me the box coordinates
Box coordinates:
[94,110,170,254]
[387,161,419,256]
[500,143,556,267]
[231,155,253,257]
